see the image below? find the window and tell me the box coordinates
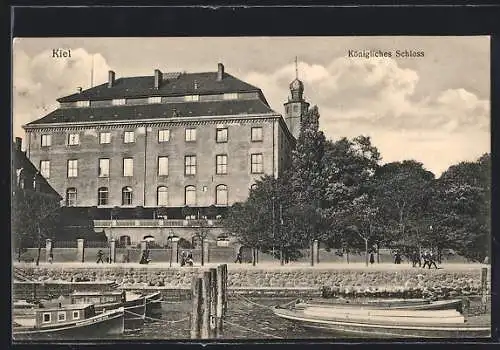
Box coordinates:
[158,157,169,176]
[216,184,228,206]
[216,155,227,175]
[123,158,133,177]
[67,160,78,177]
[77,100,90,107]
[122,187,133,205]
[124,131,135,143]
[43,313,51,323]
[41,134,51,147]
[251,154,263,174]
[223,93,238,100]
[293,105,299,112]
[185,186,196,206]
[58,312,66,322]
[72,311,80,320]
[251,127,263,142]
[185,128,196,142]
[99,132,111,144]
[157,186,168,206]
[158,129,170,142]
[40,160,50,178]
[98,158,110,177]
[68,133,80,145]
[148,96,162,104]
[216,128,228,143]
[184,95,199,102]
[66,188,77,206]
[185,155,197,175]
[112,99,126,106]
[98,187,109,206]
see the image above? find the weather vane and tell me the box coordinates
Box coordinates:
[295,56,299,79]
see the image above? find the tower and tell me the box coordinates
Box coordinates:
[284,57,310,139]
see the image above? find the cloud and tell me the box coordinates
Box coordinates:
[13,48,111,141]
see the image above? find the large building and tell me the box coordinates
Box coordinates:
[22,63,308,244]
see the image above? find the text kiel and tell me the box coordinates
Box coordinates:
[52,49,71,58]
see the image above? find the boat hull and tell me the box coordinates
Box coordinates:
[123,296,146,331]
[301,299,462,311]
[13,308,124,341]
[145,292,162,317]
[273,307,490,339]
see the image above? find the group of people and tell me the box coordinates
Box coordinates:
[180,251,194,267]
[411,250,439,269]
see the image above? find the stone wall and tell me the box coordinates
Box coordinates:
[13,265,487,300]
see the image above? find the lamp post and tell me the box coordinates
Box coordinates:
[168,233,179,268]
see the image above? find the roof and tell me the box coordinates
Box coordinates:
[58,72,261,102]
[12,145,62,200]
[25,99,276,126]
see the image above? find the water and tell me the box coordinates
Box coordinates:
[121,297,336,340]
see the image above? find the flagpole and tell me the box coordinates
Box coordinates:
[90,55,94,88]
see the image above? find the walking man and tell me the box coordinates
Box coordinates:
[422,251,429,269]
[235,251,242,264]
[428,251,438,269]
[96,249,104,264]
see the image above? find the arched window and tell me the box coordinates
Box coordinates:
[185,185,196,206]
[98,187,109,206]
[216,184,228,206]
[66,188,77,206]
[157,186,168,206]
[122,186,133,205]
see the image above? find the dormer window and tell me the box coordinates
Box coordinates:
[76,100,90,107]
[223,93,238,100]
[112,99,126,106]
[148,96,162,104]
[184,95,199,102]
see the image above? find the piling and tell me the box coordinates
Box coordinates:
[190,277,202,339]
[216,265,224,336]
[201,271,211,339]
[209,268,218,338]
[222,264,228,316]
[481,266,488,312]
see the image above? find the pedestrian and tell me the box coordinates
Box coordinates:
[235,251,242,264]
[180,251,186,267]
[428,252,438,269]
[369,252,375,265]
[422,251,429,269]
[186,251,194,266]
[96,249,104,264]
[48,251,54,264]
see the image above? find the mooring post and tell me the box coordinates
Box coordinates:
[209,268,218,338]
[201,271,211,339]
[216,264,224,336]
[222,263,228,316]
[190,276,202,339]
[481,266,488,312]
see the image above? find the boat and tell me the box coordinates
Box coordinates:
[296,298,463,311]
[144,291,162,317]
[13,303,124,340]
[70,290,146,331]
[272,303,490,338]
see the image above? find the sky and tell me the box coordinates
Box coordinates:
[12,37,490,176]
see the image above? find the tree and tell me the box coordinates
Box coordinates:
[430,154,491,262]
[372,160,435,255]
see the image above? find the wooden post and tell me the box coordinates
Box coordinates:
[481,267,488,312]
[209,268,217,338]
[216,264,224,336]
[201,271,211,339]
[222,264,228,316]
[190,277,202,339]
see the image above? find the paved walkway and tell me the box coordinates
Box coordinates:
[13,261,488,271]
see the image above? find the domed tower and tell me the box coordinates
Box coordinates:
[284,57,310,139]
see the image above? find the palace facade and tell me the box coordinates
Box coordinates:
[22,63,309,244]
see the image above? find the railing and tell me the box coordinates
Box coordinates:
[93,219,221,228]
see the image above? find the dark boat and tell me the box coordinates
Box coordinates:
[70,291,145,331]
[273,303,490,338]
[144,291,162,317]
[297,298,463,311]
[13,304,124,340]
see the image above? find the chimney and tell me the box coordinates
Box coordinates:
[217,63,224,81]
[15,137,22,151]
[154,69,163,89]
[108,70,115,88]
[77,87,82,93]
